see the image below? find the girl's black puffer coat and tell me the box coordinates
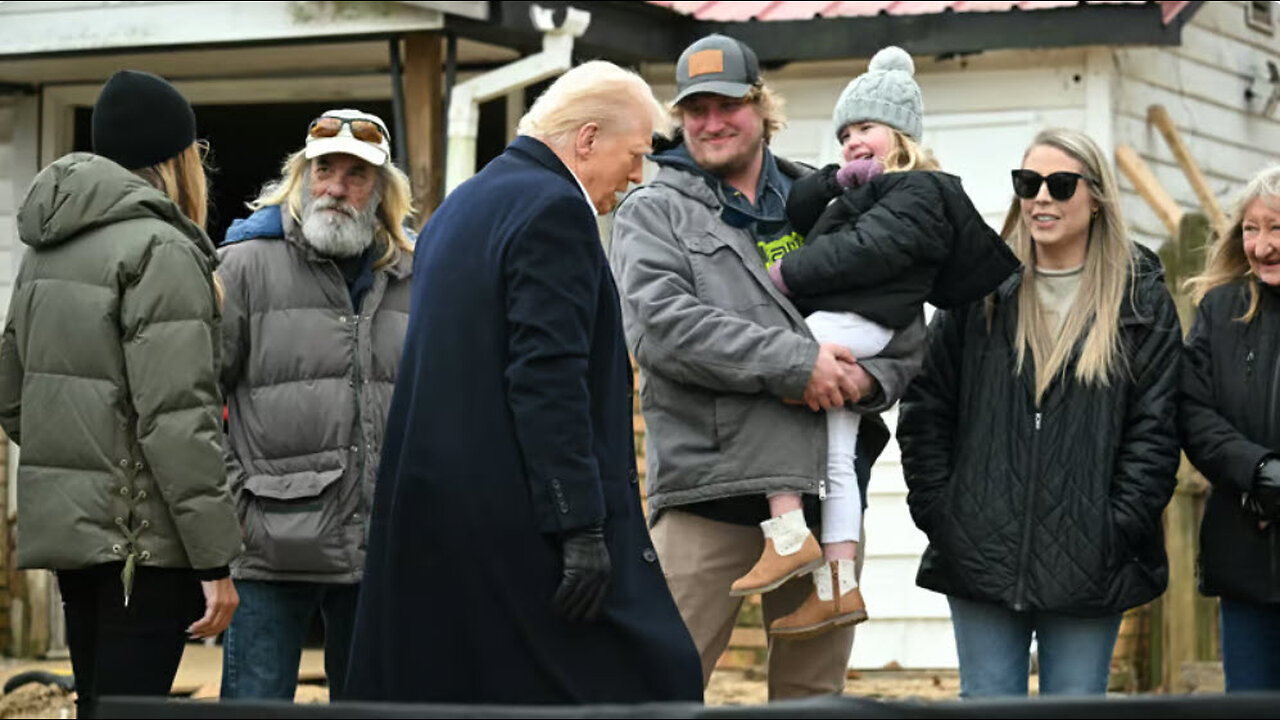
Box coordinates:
[1179,281,1280,603]
[898,248,1182,616]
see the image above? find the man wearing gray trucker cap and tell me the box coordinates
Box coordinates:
[610,35,926,699]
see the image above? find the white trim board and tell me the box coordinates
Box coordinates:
[0,1,451,55]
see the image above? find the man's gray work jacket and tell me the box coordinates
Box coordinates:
[218,209,412,583]
[610,157,925,518]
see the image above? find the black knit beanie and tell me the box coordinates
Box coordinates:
[92,70,196,170]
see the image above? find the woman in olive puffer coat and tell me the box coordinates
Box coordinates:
[0,71,240,718]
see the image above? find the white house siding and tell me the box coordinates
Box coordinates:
[1112,1,1280,249]
[0,92,38,556]
[0,91,38,317]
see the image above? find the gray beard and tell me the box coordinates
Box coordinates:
[300,184,381,259]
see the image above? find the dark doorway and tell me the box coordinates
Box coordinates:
[75,100,393,243]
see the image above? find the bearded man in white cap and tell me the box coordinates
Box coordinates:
[216,109,416,701]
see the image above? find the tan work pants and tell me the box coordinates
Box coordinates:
[651,508,861,701]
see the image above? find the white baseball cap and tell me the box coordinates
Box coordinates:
[304,108,391,167]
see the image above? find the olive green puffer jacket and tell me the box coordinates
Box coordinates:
[0,153,241,574]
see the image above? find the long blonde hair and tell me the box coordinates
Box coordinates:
[251,150,416,270]
[1184,165,1280,323]
[1000,128,1136,404]
[133,140,209,230]
[133,140,223,303]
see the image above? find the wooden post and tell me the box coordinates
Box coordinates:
[402,33,444,229]
[1159,212,1213,330]
[1115,144,1183,237]
[1156,214,1217,692]
[1163,460,1202,692]
[1147,105,1228,235]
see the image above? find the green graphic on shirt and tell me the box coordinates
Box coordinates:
[757,232,805,269]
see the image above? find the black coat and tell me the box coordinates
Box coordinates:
[1180,281,1280,603]
[344,136,703,704]
[897,248,1182,615]
[780,168,1019,329]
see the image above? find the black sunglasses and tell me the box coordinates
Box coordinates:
[1011,170,1099,201]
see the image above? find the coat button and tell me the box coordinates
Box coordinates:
[140,520,150,529]
[642,548,657,563]
[118,459,129,468]
[134,461,145,471]
[119,487,130,496]
[350,445,359,453]
[558,502,570,514]
[111,544,122,554]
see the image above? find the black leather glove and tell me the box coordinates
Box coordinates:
[1246,458,1280,521]
[553,524,611,622]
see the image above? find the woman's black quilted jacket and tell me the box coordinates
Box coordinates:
[898,247,1182,616]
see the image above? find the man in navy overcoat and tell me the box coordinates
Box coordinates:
[344,61,703,704]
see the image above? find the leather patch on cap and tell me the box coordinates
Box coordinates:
[688,49,725,77]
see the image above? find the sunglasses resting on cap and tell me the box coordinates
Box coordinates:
[1011,169,1098,201]
[304,109,391,167]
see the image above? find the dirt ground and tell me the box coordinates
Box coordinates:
[0,646,974,718]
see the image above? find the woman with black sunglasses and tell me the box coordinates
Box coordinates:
[898,127,1182,697]
[1181,165,1280,692]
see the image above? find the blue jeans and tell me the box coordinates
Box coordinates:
[220,580,360,701]
[1220,598,1280,692]
[948,596,1122,698]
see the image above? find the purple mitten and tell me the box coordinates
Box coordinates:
[836,158,884,189]
[768,260,792,297]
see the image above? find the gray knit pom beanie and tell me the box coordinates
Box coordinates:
[831,46,923,140]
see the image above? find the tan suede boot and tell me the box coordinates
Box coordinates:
[729,510,824,597]
[769,559,868,640]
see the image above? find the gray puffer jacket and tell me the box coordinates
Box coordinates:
[218,209,411,583]
[610,156,926,516]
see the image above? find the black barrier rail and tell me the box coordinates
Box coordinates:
[98,693,1280,719]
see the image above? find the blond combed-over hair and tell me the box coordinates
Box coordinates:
[518,60,670,149]
[999,127,1137,405]
[250,150,416,271]
[1184,165,1280,323]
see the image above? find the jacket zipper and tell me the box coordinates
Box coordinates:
[352,310,366,512]
[1013,410,1042,611]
